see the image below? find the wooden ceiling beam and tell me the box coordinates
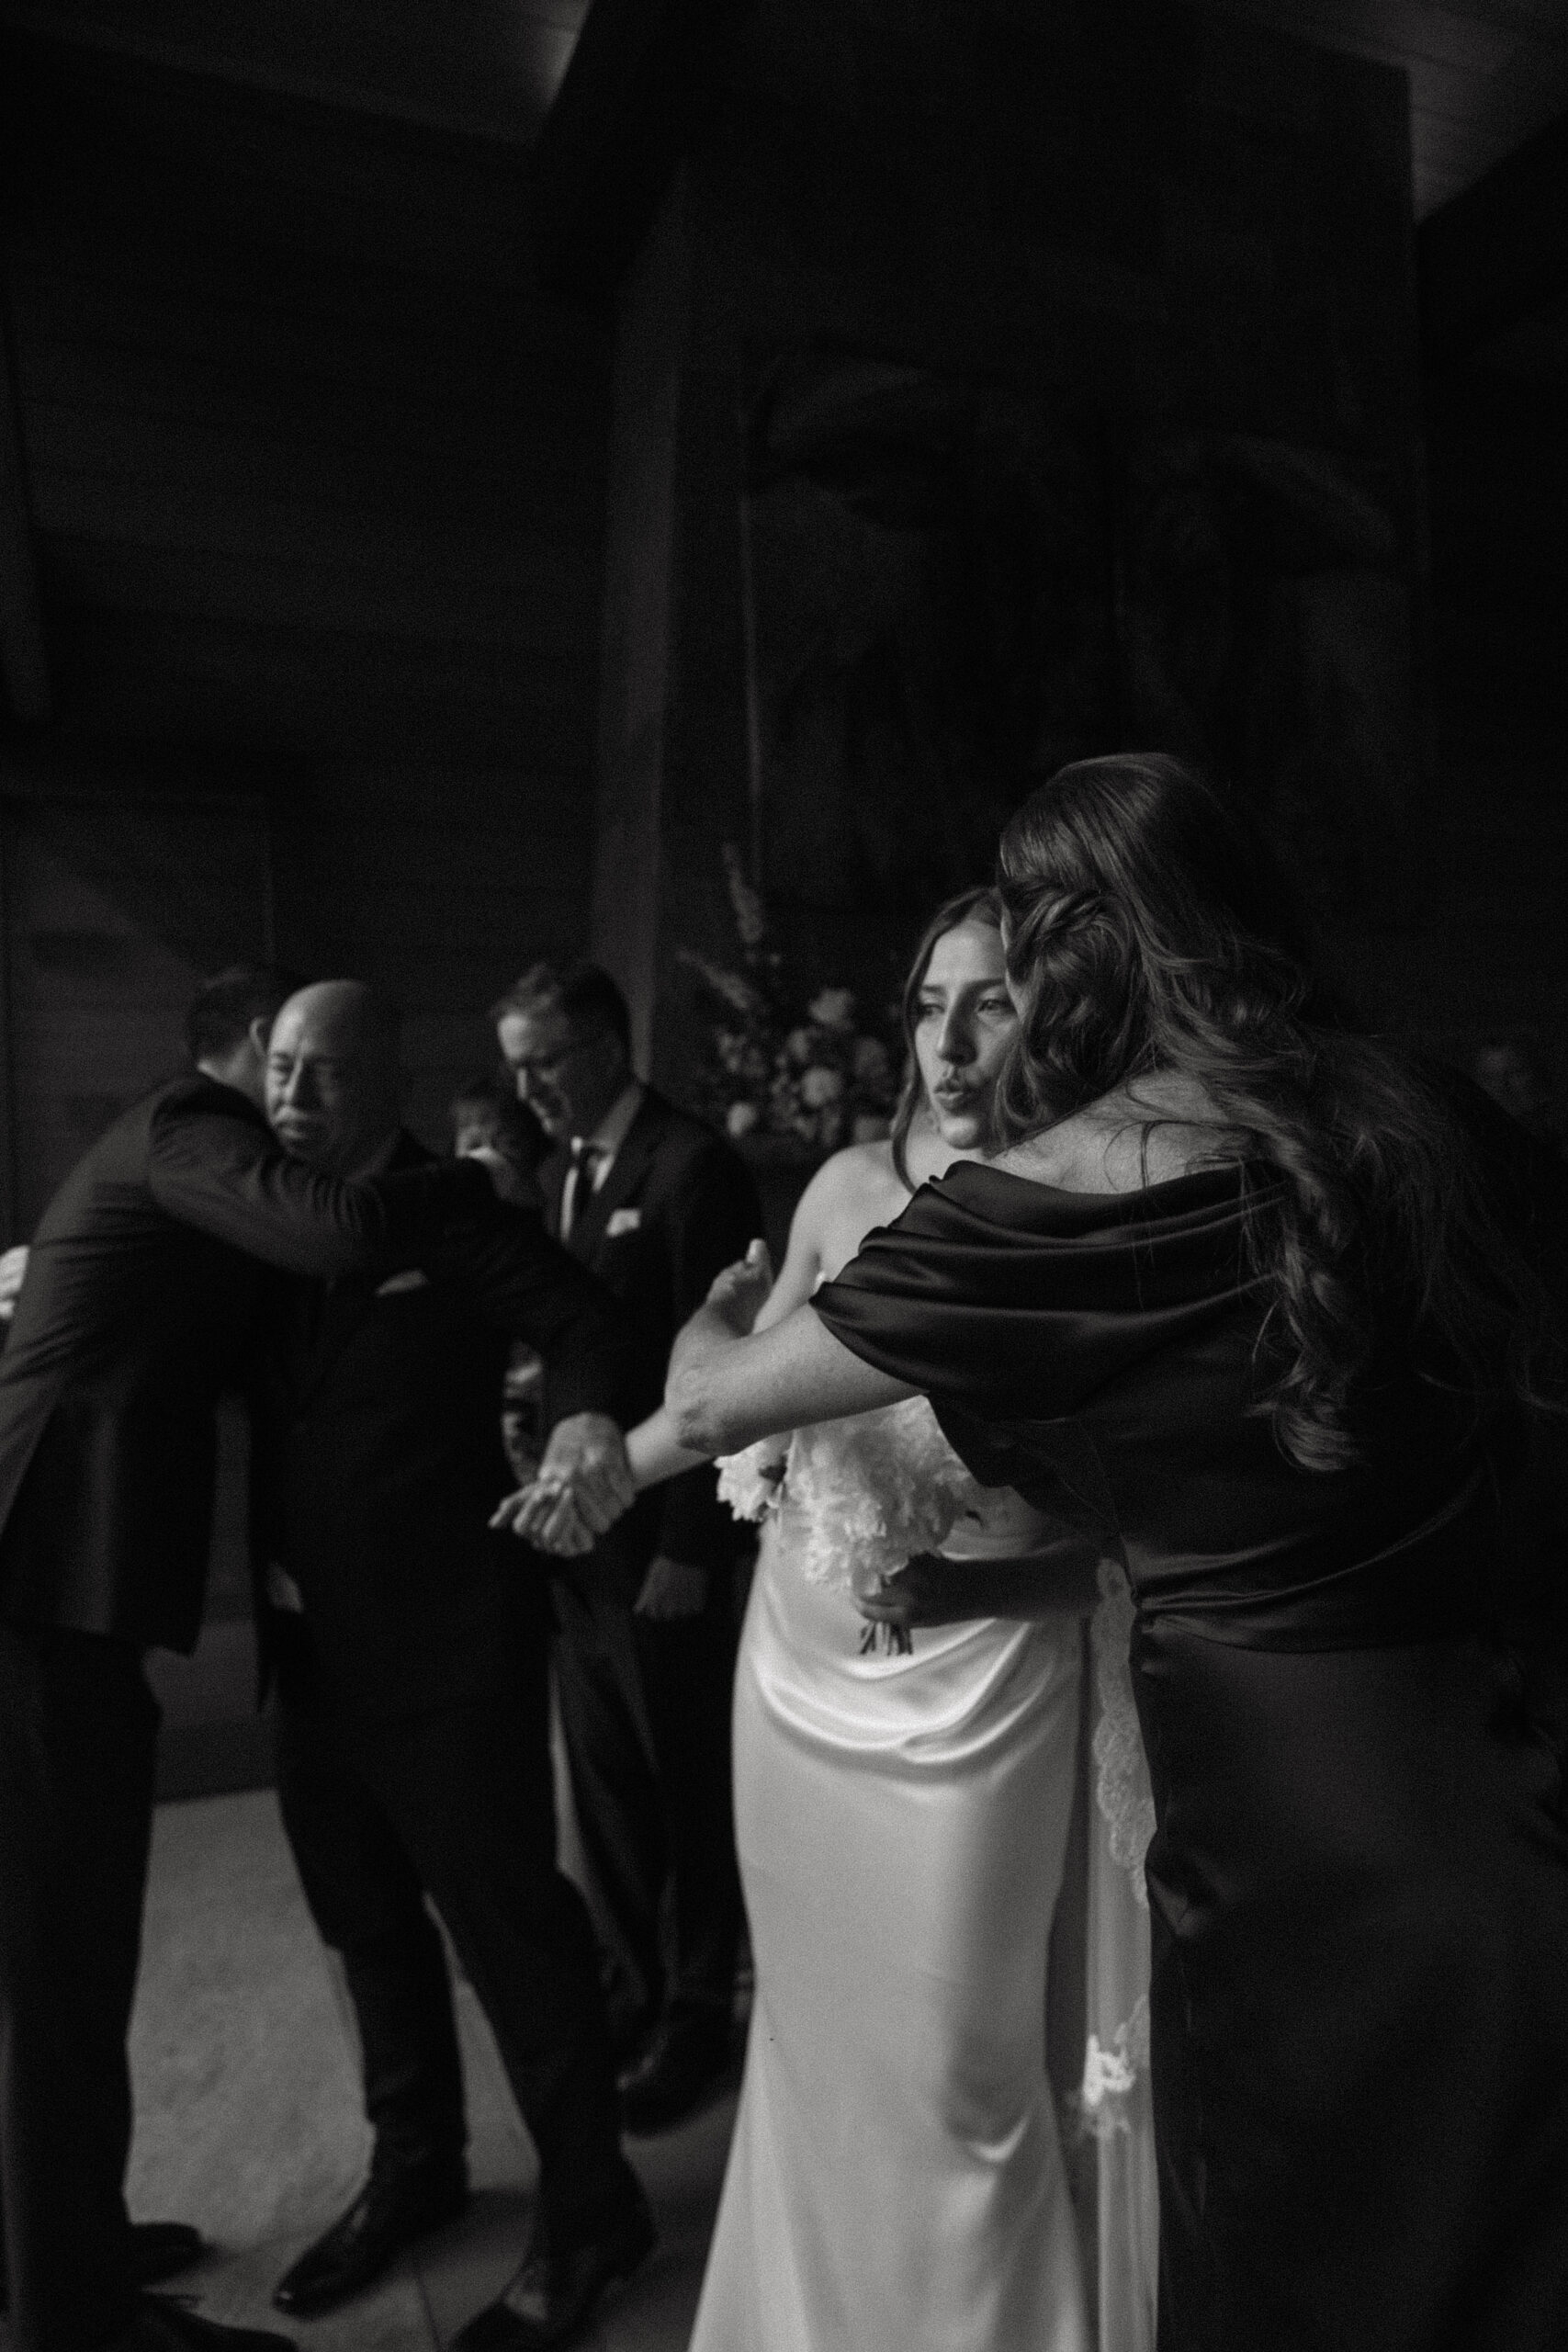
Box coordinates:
[1418,107,1568,367]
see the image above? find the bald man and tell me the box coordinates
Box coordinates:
[250,987,649,2352]
[0,964,512,2352]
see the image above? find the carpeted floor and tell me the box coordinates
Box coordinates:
[126,1791,736,2352]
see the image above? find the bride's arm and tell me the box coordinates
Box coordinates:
[623,1407,707,1490]
[624,1155,873,1485]
[667,1250,914,1455]
[494,1194,851,1550]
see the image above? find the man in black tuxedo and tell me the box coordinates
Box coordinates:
[0,965,505,2352]
[492,964,760,2133]
[251,983,648,2352]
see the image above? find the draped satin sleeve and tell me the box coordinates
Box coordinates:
[813,1159,1519,1651]
[812,1161,1273,1425]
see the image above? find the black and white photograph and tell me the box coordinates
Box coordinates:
[0,6,1565,2351]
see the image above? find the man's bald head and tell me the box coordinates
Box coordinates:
[265,981,403,1171]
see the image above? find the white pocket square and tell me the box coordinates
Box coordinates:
[376,1269,430,1295]
[605,1207,641,1238]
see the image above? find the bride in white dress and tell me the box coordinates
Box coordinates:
[699,1438,1089,2351]
[685,893,1090,2351]
[502,889,1156,2349]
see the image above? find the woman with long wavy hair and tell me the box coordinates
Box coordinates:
[664,753,1568,2351]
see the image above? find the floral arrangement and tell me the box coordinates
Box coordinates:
[679,845,898,1152]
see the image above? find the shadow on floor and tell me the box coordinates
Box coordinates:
[128,1792,736,2352]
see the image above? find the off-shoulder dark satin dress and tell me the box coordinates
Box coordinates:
[814,1163,1568,2352]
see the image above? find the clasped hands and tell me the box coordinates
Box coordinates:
[491,1410,635,1555]
[488,1426,707,1620]
[491,1238,776,1560]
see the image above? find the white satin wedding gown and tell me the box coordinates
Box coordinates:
[690,1397,1091,2352]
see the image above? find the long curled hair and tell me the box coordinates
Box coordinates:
[996,753,1560,1473]
[888,886,1005,1192]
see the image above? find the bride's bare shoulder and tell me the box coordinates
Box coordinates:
[988,1074,1233,1195]
[796,1139,906,1233]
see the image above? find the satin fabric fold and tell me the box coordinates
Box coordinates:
[690,1410,1091,2352]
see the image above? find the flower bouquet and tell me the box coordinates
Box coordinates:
[716,1397,984,1655]
[680,845,898,1155]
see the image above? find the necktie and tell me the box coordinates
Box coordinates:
[560,1139,604,1242]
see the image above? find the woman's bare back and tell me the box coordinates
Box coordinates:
[990,1070,1230,1195]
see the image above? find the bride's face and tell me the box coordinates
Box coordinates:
[914,920,1016,1149]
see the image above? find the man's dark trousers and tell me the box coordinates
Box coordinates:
[542,1088,758,2042]
[550,1521,742,2037]
[0,1624,157,2352]
[270,1599,625,2239]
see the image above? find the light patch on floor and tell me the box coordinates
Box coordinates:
[126,1790,736,2352]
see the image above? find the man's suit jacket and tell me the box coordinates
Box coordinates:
[0,1075,486,1654]
[254,1130,630,1720]
[543,1087,761,1580]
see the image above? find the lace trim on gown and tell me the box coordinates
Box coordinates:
[1092,1555,1156,1910]
[1079,1556,1157,2144]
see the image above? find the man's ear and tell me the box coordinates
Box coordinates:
[248,1015,271,1059]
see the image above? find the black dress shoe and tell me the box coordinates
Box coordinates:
[617,2010,733,2135]
[452,2188,655,2352]
[120,2294,297,2352]
[271,2159,467,2317]
[128,2224,206,2288]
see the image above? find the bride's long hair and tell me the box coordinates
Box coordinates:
[995,752,1560,1473]
[888,886,1004,1192]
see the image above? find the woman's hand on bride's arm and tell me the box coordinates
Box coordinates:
[857,1543,1104,1631]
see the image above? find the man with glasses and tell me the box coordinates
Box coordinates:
[492,964,759,2139]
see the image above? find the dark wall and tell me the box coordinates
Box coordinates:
[1413,368,1566,1094]
[703,0,1418,438]
[0,34,611,1174]
[585,0,1432,1093]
